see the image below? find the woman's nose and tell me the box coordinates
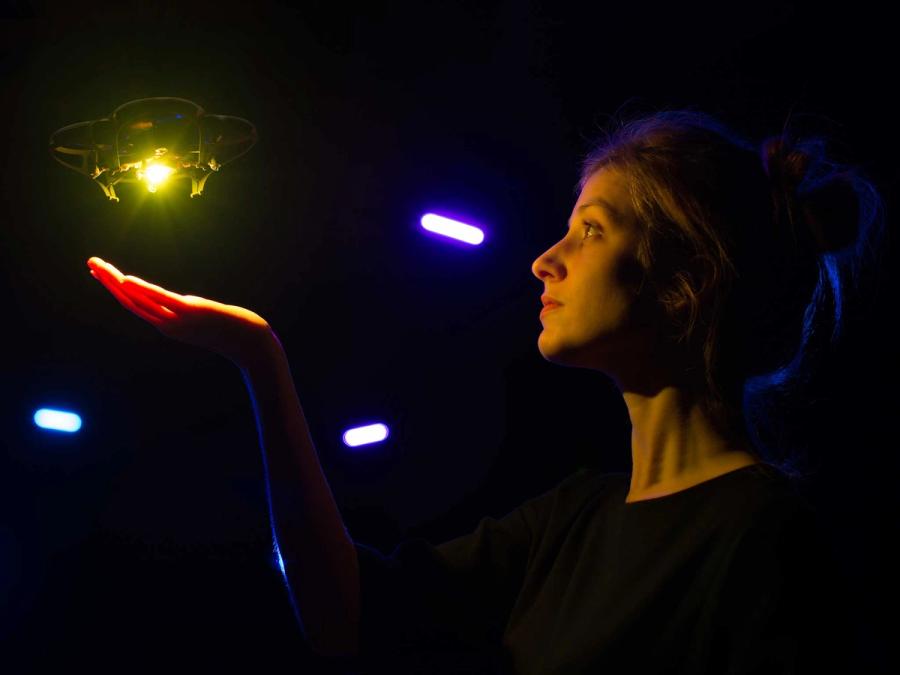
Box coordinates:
[532,246,558,281]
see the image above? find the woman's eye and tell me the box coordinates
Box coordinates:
[582,222,600,240]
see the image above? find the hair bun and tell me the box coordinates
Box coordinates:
[761,134,810,189]
[761,135,811,250]
[760,134,859,255]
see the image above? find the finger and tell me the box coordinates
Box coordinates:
[89,260,129,292]
[92,270,174,322]
[90,265,177,320]
[89,258,126,284]
[117,280,179,318]
[96,274,166,327]
[122,276,190,311]
[86,260,184,312]
[95,272,168,323]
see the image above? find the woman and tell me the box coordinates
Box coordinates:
[88,108,885,673]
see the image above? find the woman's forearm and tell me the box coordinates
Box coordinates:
[239,332,360,658]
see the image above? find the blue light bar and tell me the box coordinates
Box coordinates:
[33,408,82,433]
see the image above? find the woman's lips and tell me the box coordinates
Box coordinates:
[540,303,561,317]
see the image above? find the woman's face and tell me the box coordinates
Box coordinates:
[531,167,660,378]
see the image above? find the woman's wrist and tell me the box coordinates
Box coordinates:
[236,327,286,375]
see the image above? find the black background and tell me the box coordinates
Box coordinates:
[1,1,896,672]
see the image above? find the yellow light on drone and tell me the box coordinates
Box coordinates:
[49,97,257,201]
[138,162,175,193]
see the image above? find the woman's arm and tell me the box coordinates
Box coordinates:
[85,257,360,658]
[240,332,360,659]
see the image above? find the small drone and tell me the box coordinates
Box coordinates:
[49,97,257,201]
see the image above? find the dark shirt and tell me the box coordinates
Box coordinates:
[344,463,856,674]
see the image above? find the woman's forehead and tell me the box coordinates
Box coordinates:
[578,167,628,203]
[574,168,633,227]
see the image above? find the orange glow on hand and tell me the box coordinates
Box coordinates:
[87,257,272,367]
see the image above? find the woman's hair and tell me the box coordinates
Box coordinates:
[578,106,889,482]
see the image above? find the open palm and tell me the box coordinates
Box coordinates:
[87,257,272,367]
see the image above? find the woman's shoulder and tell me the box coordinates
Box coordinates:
[707,463,829,562]
[525,465,629,508]
[504,465,628,532]
[737,463,817,515]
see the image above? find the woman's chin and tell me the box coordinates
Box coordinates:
[538,333,620,373]
[538,336,586,368]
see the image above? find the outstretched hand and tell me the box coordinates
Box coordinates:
[87,257,274,368]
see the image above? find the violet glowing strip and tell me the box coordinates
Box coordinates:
[420,213,485,245]
[342,423,390,448]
